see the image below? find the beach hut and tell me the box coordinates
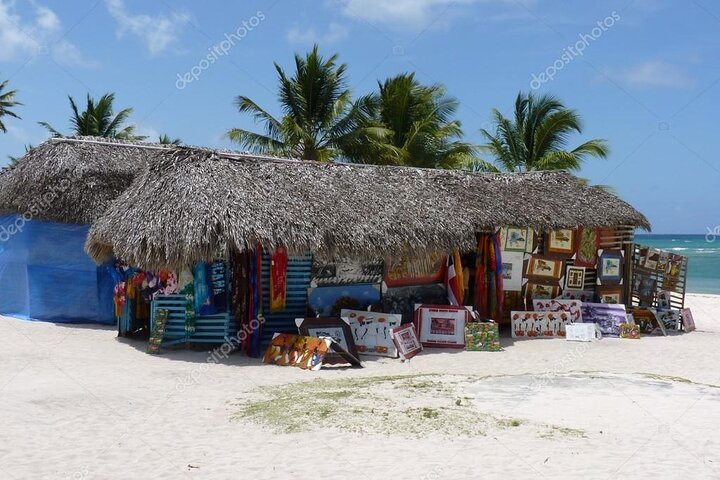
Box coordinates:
[80,140,650,349]
[0,137,163,323]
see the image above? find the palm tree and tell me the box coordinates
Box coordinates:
[362,73,475,168]
[39,92,145,140]
[0,79,22,133]
[477,92,608,172]
[226,45,388,162]
[158,134,181,145]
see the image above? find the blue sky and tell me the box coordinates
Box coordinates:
[0,0,718,234]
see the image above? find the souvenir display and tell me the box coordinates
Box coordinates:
[307,283,381,316]
[597,250,624,285]
[619,323,641,339]
[526,255,564,280]
[626,307,667,336]
[657,290,672,310]
[634,275,657,306]
[390,323,423,360]
[566,323,602,342]
[575,228,599,268]
[296,317,360,364]
[311,258,383,286]
[474,232,504,321]
[263,333,331,371]
[500,251,524,292]
[414,304,472,348]
[681,308,696,332]
[444,250,465,306]
[643,248,661,270]
[511,311,571,338]
[503,227,531,252]
[556,289,595,302]
[147,309,169,354]
[656,310,681,330]
[340,309,401,358]
[580,303,628,337]
[545,229,575,255]
[269,247,288,312]
[382,283,447,324]
[525,282,560,301]
[532,298,582,323]
[597,285,623,304]
[465,322,501,351]
[564,265,586,290]
[663,254,685,290]
[384,252,445,287]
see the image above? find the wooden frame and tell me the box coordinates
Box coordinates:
[504,227,531,252]
[564,265,586,290]
[626,307,667,336]
[413,304,470,348]
[597,249,624,285]
[525,282,560,301]
[575,228,599,268]
[526,255,563,280]
[597,285,624,304]
[296,317,360,364]
[390,323,422,359]
[545,229,575,255]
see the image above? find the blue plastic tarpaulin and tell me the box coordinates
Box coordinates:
[0,214,115,324]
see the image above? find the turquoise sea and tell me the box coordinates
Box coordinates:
[635,234,720,295]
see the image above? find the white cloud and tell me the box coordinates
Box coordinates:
[0,0,95,67]
[105,0,190,56]
[287,23,350,45]
[607,61,696,89]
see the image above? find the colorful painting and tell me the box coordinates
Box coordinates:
[511,311,571,338]
[295,317,360,365]
[566,323,602,342]
[526,256,564,280]
[465,322,502,351]
[501,251,524,292]
[656,310,681,330]
[597,250,624,285]
[532,298,582,323]
[307,283,381,316]
[626,308,667,336]
[414,304,471,348]
[382,283,447,324]
[565,265,586,290]
[657,251,670,273]
[263,333,331,371]
[634,275,657,306]
[643,248,661,270]
[340,309,401,358]
[503,227,531,252]
[657,290,672,310]
[597,285,623,304]
[525,282,560,301]
[311,258,383,286]
[575,228,599,268]
[619,323,641,339]
[681,308,696,332]
[580,302,628,337]
[546,229,575,255]
[383,253,445,287]
[390,323,422,360]
[663,254,685,290]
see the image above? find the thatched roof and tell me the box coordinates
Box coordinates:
[0,137,165,224]
[84,142,650,271]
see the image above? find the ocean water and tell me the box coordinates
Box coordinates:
[634,234,720,295]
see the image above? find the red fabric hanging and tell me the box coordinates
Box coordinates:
[270,247,289,312]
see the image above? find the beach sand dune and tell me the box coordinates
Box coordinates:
[1,294,719,479]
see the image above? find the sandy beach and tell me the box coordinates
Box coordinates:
[1,293,719,480]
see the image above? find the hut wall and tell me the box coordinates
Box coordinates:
[0,215,115,324]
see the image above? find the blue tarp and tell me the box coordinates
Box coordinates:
[0,214,115,324]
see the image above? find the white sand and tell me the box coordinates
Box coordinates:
[1,293,719,480]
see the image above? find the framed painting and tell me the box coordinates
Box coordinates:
[566,323,602,342]
[381,283,447,324]
[634,275,657,306]
[626,307,667,336]
[503,227,532,253]
[564,265,586,290]
[643,248,661,270]
[656,310,681,330]
[390,323,422,360]
[510,311,571,338]
[681,308,696,332]
[619,323,641,339]
[501,251,524,292]
[532,298,582,323]
[307,283,381,316]
[383,252,445,287]
[526,256,564,280]
[597,250,624,285]
[663,254,685,291]
[340,309,401,358]
[556,289,595,302]
[465,322,502,351]
[525,282,560,301]
[296,317,360,364]
[657,290,672,310]
[575,228,599,268]
[580,302,628,337]
[545,229,575,255]
[657,251,670,272]
[413,304,471,348]
[597,285,623,304]
[263,333,331,371]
